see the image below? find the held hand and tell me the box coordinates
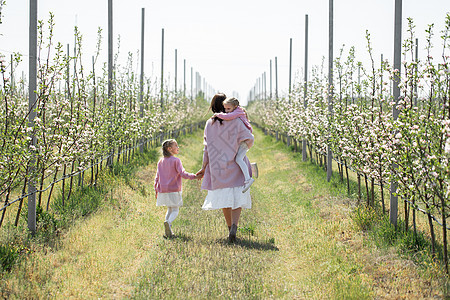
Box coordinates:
[195,168,205,178]
[155,191,158,199]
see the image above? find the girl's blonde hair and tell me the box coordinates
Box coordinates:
[223,97,239,108]
[224,97,249,120]
[162,139,177,157]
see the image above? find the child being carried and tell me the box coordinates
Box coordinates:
[213,97,256,193]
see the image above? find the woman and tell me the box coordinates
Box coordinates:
[196,93,254,242]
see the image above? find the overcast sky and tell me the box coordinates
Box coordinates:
[1,0,449,104]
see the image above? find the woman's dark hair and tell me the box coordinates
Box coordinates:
[210,93,227,124]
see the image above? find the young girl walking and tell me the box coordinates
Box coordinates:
[154,139,199,237]
[213,97,256,193]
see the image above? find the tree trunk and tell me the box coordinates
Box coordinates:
[67,163,75,202]
[441,190,448,274]
[357,174,361,204]
[15,177,28,226]
[371,178,375,206]
[46,167,59,210]
[426,202,436,259]
[345,161,350,195]
[404,199,409,232]
[0,191,10,227]
[365,174,370,206]
[62,164,66,206]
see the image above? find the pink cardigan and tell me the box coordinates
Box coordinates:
[201,118,254,190]
[214,106,253,133]
[154,156,196,193]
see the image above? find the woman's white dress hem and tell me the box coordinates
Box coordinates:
[202,186,251,210]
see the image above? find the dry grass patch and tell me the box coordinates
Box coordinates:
[311,176,446,298]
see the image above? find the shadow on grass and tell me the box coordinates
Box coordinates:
[166,231,279,251]
[215,237,279,251]
[164,233,193,242]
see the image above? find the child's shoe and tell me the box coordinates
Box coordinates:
[164,221,173,237]
[242,178,255,193]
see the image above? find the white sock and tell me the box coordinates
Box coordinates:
[236,143,250,181]
[165,206,179,224]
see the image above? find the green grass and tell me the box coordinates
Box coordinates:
[0,128,447,299]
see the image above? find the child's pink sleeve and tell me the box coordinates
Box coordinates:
[215,107,246,121]
[175,159,196,180]
[154,163,160,191]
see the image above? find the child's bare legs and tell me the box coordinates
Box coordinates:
[236,142,250,181]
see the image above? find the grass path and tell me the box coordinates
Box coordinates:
[2,128,446,298]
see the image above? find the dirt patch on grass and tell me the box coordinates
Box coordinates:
[360,247,444,298]
[288,173,308,186]
[135,165,155,183]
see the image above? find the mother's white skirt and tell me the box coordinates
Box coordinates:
[202,186,251,210]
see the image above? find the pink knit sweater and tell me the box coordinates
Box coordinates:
[214,106,253,133]
[154,156,196,193]
[201,117,254,190]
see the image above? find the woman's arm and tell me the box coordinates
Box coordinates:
[196,133,210,177]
